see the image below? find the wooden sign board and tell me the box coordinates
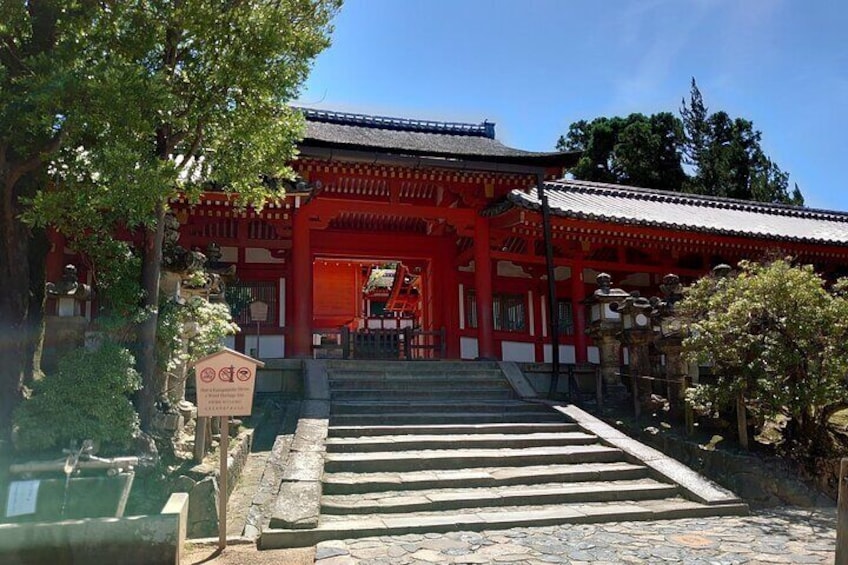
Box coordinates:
[193,347,264,417]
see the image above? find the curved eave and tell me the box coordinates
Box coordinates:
[299,139,581,169]
[510,195,848,249]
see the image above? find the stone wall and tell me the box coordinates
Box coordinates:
[632,429,833,508]
[0,493,188,565]
[177,428,254,538]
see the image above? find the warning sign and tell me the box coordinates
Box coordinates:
[193,348,264,417]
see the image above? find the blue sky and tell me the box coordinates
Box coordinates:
[297,0,848,211]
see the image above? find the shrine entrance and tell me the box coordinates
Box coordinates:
[311,257,444,359]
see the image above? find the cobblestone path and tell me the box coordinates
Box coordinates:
[314,506,836,564]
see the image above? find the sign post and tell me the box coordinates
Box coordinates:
[192,348,264,551]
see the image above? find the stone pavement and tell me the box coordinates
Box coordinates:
[313,505,836,564]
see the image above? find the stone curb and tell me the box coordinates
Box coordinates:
[243,400,301,539]
[549,403,745,507]
[498,361,538,399]
[267,399,330,531]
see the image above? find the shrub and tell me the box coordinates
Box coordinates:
[679,258,848,457]
[13,343,141,453]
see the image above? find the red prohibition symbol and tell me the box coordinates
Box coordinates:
[236,367,252,381]
[218,366,235,382]
[199,367,216,383]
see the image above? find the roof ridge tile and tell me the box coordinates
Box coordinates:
[297,107,496,138]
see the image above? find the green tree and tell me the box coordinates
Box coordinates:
[557,113,686,191]
[680,80,803,204]
[679,259,848,459]
[0,0,122,437]
[559,79,804,205]
[4,0,340,434]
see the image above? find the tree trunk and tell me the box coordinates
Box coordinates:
[136,201,166,431]
[0,173,47,439]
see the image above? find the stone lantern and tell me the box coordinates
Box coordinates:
[43,264,94,371]
[585,273,630,392]
[651,274,688,412]
[611,292,655,386]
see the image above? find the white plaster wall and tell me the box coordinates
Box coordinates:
[220,246,238,262]
[244,335,285,358]
[460,336,478,360]
[245,247,285,264]
[501,341,535,362]
[543,344,576,364]
[496,261,531,278]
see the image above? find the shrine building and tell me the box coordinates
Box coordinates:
[58,108,848,363]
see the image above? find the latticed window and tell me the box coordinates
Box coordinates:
[465,290,478,329]
[465,291,527,333]
[495,294,526,332]
[557,301,574,335]
[226,281,277,326]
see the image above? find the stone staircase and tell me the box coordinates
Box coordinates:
[259,360,747,548]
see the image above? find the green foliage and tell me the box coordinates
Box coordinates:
[680,80,803,205]
[558,78,804,205]
[7,1,340,429]
[25,0,342,226]
[13,344,141,452]
[75,234,144,320]
[158,296,241,372]
[557,113,686,192]
[679,259,848,453]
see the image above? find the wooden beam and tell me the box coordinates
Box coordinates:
[489,250,706,278]
[514,216,848,260]
[308,198,475,225]
[489,208,524,230]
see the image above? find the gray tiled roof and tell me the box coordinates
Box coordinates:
[299,108,579,167]
[508,179,848,246]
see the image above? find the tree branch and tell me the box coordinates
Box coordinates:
[7,129,66,188]
[177,122,204,174]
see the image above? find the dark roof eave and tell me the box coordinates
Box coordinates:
[299,139,580,170]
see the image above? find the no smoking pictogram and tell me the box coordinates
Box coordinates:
[218,366,235,382]
[236,367,252,381]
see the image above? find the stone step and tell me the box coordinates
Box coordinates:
[330,400,553,415]
[321,479,679,514]
[323,461,649,495]
[329,410,565,426]
[323,444,623,473]
[328,376,512,389]
[259,497,749,548]
[327,369,506,379]
[327,422,580,438]
[329,389,515,401]
[324,431,598,452]
[326,361,501,373]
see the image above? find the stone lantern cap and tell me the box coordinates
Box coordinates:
[592,273,630,301]
[586,273,631,338]
[46,264,92,302]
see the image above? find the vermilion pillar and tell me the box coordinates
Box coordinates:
[571,260,588,363]
[437,237,460,358]
[291,208,312,358]
[474,215,495,359]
